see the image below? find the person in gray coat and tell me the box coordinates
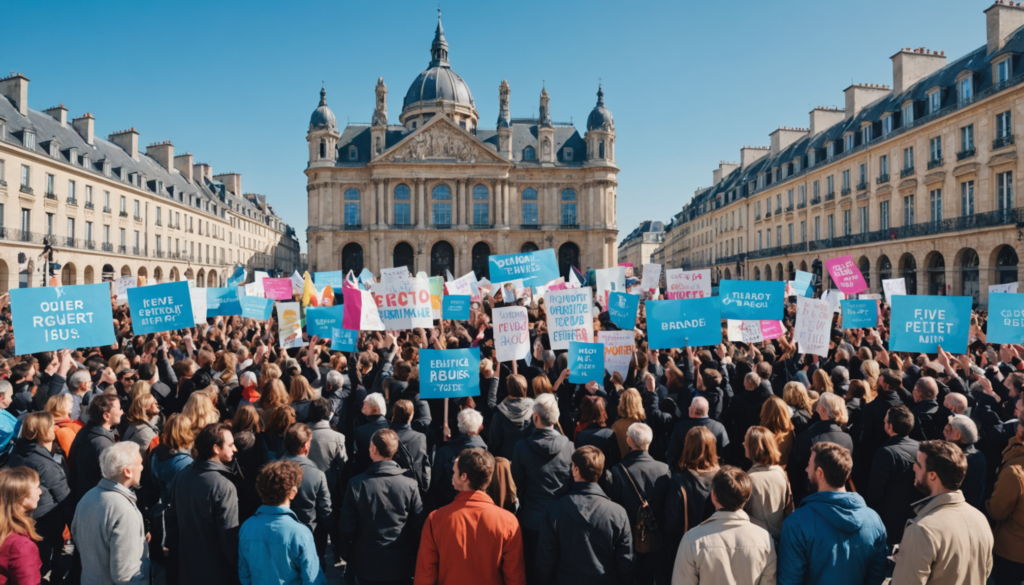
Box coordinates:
[305,398,347,564]
[283,422,332,560]
[489,374,535,460]
[71,441,150,585]
[171,422,240,585]
[389,399,430,496]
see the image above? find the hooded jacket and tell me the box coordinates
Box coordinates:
[489,397,535,460]
[511,427,575,532]
[239,505,326,585]
[777,491,888,585]
[431,433,487,508]
[535,482,633,585]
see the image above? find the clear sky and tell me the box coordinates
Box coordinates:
[0,0,991,251]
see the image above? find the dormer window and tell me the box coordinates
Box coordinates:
[348,146,358,161]
[845,134,855,151]
[862,125,873,144]
[928,89,941,113]
[0,120,6,142]
[902,102,914,126]
[23,130,35,150]
[997,58,1011,83]
[882,115,893,136]
[827,143,835,158]
[103,160,111,176]
[563,147,573,161]
[522,146,536,161]
[957,75,973,103]
[82,154,90,169]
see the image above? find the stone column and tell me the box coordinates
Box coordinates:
[508,184,518,226]
[383,179,391,225]
[417,179,426,228]
[495,181,504,226]
[490,180,498,225]
[372,180,381,226]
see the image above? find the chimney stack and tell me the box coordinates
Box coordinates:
[43,104,67,126]
[891,48,947,95]
[740,146,770,169]
[146,141,174,172]
[713,161,740,186]
[174,152,194,183]
[194,163,213,184]
[109,127,140,160]
[213,173,241,198]
[986,1,1024,54]
[72,112,95,145]
[769,127,809,157]
[0,73,29,117]
[844,84,891,120]
[809,107,846,136]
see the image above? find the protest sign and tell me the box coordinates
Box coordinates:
[794,296,831,357]
[599,330,635,379]
[342,285,385,331]
[841,299,878,329]
[666,269,711,300]
[647,297,722,349]
[760,320,784,340]
[115,276,137,306]
[313,271,344,289]
[358,268,375,285]
[305,306,346,338]
[420,348,481,399]
[493,306,530,363]
[595,266,627,307]
[189,287,208,326]
[719,280,785,320]
[826,255,867,294]
[859,294,882,301]
[546,287,594,350]
[821,289,846,315]
[988,293,1024,344]
[381,267,409,283]
[242,282,261,298]
[608,291,639,330]
[641,263,662,292]
[263,278,294,301]
[488,249,560,290]
[369,278,433,329]
[991,282,1019,294]
[253,271,270,296]
[741,321,764,343]
[882,278,906,306]
[240,296,274,321]
[569,342,605,384]
[442,295,471,320]
[127,282,193,334]
[276,302,304,349]
[291,271,305,294]
[428,276,444,318]
[445,275,474,296]
[726,320,744,343]
[330,327,358,352]
[225,266,246,289]
[206,288,242,316]
[889,295,971,354]
[12,283,116,355]
[496,279,525,304]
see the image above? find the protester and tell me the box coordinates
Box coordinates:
[759,396,795,467]
[390,399,430,496]
[149,414,194,585]
[352,393,388,477]
[68,394,121,502]
[282,422,332,558]
[44,394,82,458]
[863,404,918,544]
[489,374,535,460]
[663,426,719,583]
[0,467,42,585]
[304,398,347,563]
[610,388,645,459]
[944,414,987,511]
[666,396,729,469]
[987,419,1024,585]
[742,426,791,540]
[788,393,853,502]
[432,409,487,508]
[122,393,161,455]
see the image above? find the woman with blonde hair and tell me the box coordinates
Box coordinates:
[0,467,42,585]
[258,379,289,427]
[288,376,316,423]
[611,388,645,458]
[107,354,130,373]
[123,393,161,454]
[860,359,880,394]
[811,368,833,397]
[128,380,152,404]
[150,414,194,583]
[664,426,719,581]
[530,375,553,398]
[182,391,220,433]
[44,394,82,457]
[760,396,796,467]
[783,381,814,435]
[743,426,792,540]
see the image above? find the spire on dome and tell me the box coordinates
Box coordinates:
[596,84,604,107]
[430,9,450,67]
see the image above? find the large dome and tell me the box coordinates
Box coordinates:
[587,85,614,131]
[403,66,475,110]
[309,86,337,132]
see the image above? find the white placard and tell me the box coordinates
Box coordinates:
[641,263,662,292]
[546,287,594,350]
[882,278,906,306]
[859,294,882,301]
[727,320,744,342]
[666,268,711,299]
[253,271,270,296]
[243,282,262,298]
[445,275,474,296]
[600,330,635,379]
[990,282,1019,294]
[381,267,410,283]
[116,276,138,306]
[595,266,627,306]
[822,289,845,314]
[369,278,433,330]
[741,320,764,343]
[189,287,207,326]
[795,296,831,357]
[276,302,305,349]
[291,271,305,295]
[493,306,530,363]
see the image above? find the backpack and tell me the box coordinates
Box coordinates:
[618,464,663,554]
[392,438,427,494]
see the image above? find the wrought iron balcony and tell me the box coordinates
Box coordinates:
[103,206,111,213]
[811,197,822,205]
[900,167,915,178]
[434,224,452,229]
[928,158,944,169]
[66,198,78,206]
[825,191,836,201]
[562,224,580,229]
[0,228,46,244]
[785,205,794,212]
[133,215,142,222]
[797,201,807,209]
[45,192,57,200]
[84,201,94,210]
[876,174,889,185]
[841,188,851,196]
[119,211,128,217]
[856,181,868,191]
[19,185,32,195]
[993,134,1015,149]
[956,147,976,161]
[755,214,762,220]
[343,224,362,230]
[520,224,540,230]
[102,243,114,252]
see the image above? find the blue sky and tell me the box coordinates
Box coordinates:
[1,0,992,251]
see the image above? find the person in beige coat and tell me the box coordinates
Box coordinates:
[743,426,792,540]
[673,466,776,585]
[892,440,993,585]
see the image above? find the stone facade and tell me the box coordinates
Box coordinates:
[618,220,665,268]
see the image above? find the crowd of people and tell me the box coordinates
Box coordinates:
[0,281,1019,585]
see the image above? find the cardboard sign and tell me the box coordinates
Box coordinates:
[882,278,906,306]
[242,282,262,298]
[305,306,346,338]
[127,281,193,334]
[12,283,116,355]
[488,249,560,290]
[595,266,627,306]
[381,267,409,283]
[420,348,481,399]
[760,320,784,340]
[794,296,831,357]
[253,271,270,296]
[568,341,605,384]
[646,297,722,349]
[445,275,474,297]
[206,288,242,317]
[741,320,764,343]
[263,278,294,301]
[370,278,433,330]
[330,327,358,352]
[607,291,639,330]
[841,299,878,329]
[546,287,594,350]
[600,330,635,379]
[988,293,1024,344]
[115,276,137,306]
[641,263,662,292]
[859,294,882,301]
[313,271,345,289]
[358,268,376,285]
[493,306,530,363]
[726,320,744,343]
[822,289,846,314]
[277,301,304,349]
[442,295,471,321]
[666,268,711,300]
[719,280,785,320]
[342,285,385,331]
[240,296,274,321]
[189,287,208,326]
[826,255,867,294]
[889,295,971,354]
[991,282,1019,294]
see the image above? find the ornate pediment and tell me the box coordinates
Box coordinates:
[373,116,509,165]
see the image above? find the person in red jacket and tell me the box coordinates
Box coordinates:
[415,448,526,585]
[0,467,43,585]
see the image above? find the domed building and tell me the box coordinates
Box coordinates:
[305,13,619,279]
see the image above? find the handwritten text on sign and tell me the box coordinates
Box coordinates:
[370,278,433,329]
[568,341,605,384]
[795,296,831,357]
[420,348,481,399]
[493,306,530,363]
[546,287,594,350]
[666,268,711,300]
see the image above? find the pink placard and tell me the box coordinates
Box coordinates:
[263,278,294,301]
[825,255,867,294]
[760,320,784,340]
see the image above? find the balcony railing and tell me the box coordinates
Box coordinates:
[19,185,32,195]
[876,174,889,184]
[811,197,822,205]
[133,215,142,222]
[841,188,851,196]
[434,224,452,229]
[766,209,774,217]
[0,228,47,244]
[103,206,111,213]
[755,214,762,220]
[956,147,976,160]
[797,201,807,209]
[343,224,361,230]
[102,243,114,252]
[562,224,580,229]
[856,181,868,191]
[900,167,915,178]
[84,201,94,210]
[154,220,161,226]
[119,211,128,217]
[993,134,1015,150]
[825,191,836,201]
[45,192,57,200]
[928,157,944,169]
[520,224,540,230]
[472,224,494,229]
[66,198,78,206]
[785,205,794,212]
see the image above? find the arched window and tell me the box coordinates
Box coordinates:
[431,241,455,277]
[472,242,490,278]
[393,184,411,226]
[961,249,979,306]
[521,188,538,226]
[319,140,326,159]
[348,146,358,161]
[375,136,381,154]
[393,242,415,274]
[996,245,1019,284]
[563,147,574,162]
[342,243,363,276]
[599,140,605,158]
[521,242,539,253]
[858,257,871,290]
[901,254,918,294]
[561,189,577,226]
[522,146,535,161]
[344,189,361,226]
[878,255,892,281]
[432,185,452,226]
[472,185,489,226]
[927,253,945,295]
[558,242,580,279]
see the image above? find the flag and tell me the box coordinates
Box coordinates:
[301,272,318,307]
[571,266,588,287]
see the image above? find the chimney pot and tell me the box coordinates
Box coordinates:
[72,113,95,145]
[0,72,29,117]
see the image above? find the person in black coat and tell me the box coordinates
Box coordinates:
[722,372,772,464]
[857,369,907,471]
[909,377,950,441]
[338,428,424,584]
[863,404,918,545]
[68,394,120,503]
[389,399,430,496]
[606,423,670,585]
[574,395,620,482]
[536,445,634,585]
[665,397,729,471]
[431,409,488,509]
[489,374,536,460]
[663,426,719,584]
[943,413,987,511]
[788,393,854,503]
[351,393,389,478]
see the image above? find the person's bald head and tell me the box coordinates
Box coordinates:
[689,396,709,418]
[914,377,939,401]
[943,393,968,415]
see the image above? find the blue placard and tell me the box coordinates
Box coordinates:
[206,287,242,316]
[607,291,639,330]
[442,295,471,320]
[420,348,481,399]
[719,280,785,320]
[646,297,723,349]
[240,296,274,321]
[330,327,358,352]
[11,283,116,355]
[889,295,971,354]
[568,341,605,384]
[226,266,247,288]
[314,271,345,289]
[840,299,878,329]
[488,249,560,290]
[305,306,346,338]
[127,281,194,334]
[358,268,375,285]
[987,293,1024,344]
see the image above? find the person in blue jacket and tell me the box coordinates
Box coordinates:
[239,459,326,585]
[0,379,22,458]
[778,441,888,585]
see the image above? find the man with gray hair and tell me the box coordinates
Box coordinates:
[72,441,150,585]
[512,392,574,583]
[64,368,94,421]
[943,392,969,415]
[352,392,388,477]
[607,423,670,585]
[431,408,488,508]
[944,414,987,511]
[666,396,730,470]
